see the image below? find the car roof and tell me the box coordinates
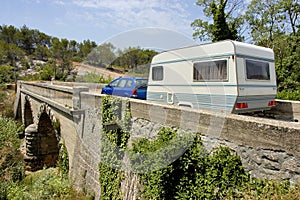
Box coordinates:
[117,77,148,80]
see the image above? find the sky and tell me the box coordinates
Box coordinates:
[1,0,251,51]
[1,0,207,50]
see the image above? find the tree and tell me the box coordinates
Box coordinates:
[0,25,18,44]
[34,44,50,61]
[112,47,157,74]
[275,33,300,92]
[78,39,97,58]
[0,41,24,66]
[191,0,244,42]
[49,38,75,81]
[280,0,300,36]
[15,25,35,55]
[85,43,116,68]
[211,0,238,41]
[245,0,284,47]
[0,65,14,83]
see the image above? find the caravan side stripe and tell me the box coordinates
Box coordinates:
[151,53,275,66]
[148,84,277,88]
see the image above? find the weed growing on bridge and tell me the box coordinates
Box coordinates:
[57,142,69,177]
[99,96,131,200]
[98,96,300,200]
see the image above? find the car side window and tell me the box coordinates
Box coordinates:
[136,79,148,88]
[117,79,127,88]
[125,80,133,88]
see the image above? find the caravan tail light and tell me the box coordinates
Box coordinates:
[268,100,276,107]
[236,102,248,109]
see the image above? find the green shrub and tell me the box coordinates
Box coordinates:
[0,65,14,83]
[7,168,72,200]
[75,72,112,84]
[277,90,300,101]
[98,96,300,200]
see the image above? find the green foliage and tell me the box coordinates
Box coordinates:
[40,61,55,80]
[192,0,299,101]
[57,142,69,177]
[0,65,14,83]
[0,24,98,83]
[0,116,91,200]
[85,43,116,68]
[98,164,123,200]
[229,178,297,199]
[0,116,23,149]
[277,90,300,101]
[99,96,132,200]
[191,0,244,41]
[0,117,25,199]
[75,72,112,83]
[0,84,15,118]
[134,133,249,200]
[210,0,238,41]
[274,34,300,97]
[113,47,157,71]
[98,97,300,199]
[34,44,50,61]
[6,168,91,200]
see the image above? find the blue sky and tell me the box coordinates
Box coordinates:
[1,0,250,50]
[1,0,205,49]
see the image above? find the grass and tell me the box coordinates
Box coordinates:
[0,114,93,199]
[6,168,94,200]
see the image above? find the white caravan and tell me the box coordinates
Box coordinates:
[147,40,277,113]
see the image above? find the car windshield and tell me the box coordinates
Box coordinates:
[109,79,120,87]
[135,79,148,88]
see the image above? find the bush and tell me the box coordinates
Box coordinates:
[7,168,79,200]
[277,90,300,101]
[0,65,14,83]
[75,72,112,83]
[0,84,15,117]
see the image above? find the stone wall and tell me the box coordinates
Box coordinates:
[268,99,300,122]
[128,99,300,184]
[16,81,300,200]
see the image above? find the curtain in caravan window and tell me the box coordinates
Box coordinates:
[193,60,227,81]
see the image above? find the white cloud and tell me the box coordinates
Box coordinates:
[55,0,192,35]
[53,0,67,5]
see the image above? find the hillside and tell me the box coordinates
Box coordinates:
[73,62,124,79]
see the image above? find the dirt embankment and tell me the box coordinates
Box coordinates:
[73,62,124,79]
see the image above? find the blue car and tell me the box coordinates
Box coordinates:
[101,77,148,100]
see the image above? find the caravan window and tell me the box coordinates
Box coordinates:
[152,66,163,81]
[193,60,227,81]
[246,59,270,80]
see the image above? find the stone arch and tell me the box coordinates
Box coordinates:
[37,111,59,168]
[24,103,61,171]
[24,96,34,128]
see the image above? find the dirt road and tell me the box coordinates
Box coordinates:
[73,62,124,79]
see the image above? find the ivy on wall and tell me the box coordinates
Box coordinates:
[98,96,297,199]
[57,141,69,178]
[133,132,249,199]
[99,96,249,199]
[99,96,131,200]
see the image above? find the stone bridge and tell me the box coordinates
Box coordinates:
[14,81,300,199]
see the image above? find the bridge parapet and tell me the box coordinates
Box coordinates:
[14,81,300,199]
[20,81,74,108]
